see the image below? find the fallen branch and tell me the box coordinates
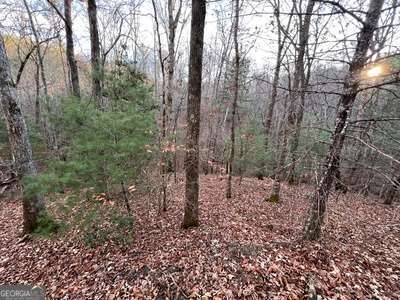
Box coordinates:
[0,177,17,186]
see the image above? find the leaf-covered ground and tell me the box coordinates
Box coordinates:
[0,175,399,299]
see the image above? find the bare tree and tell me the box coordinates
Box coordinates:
[226,0,240,199]
[303,0,385,240]
[166,0,183,129]
[22,0,49,118]
[267,0,315,202]
[264,0,294,138]
[182,0,206,228]
[46,0,81,98]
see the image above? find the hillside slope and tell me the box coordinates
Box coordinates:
[0,175,399,299]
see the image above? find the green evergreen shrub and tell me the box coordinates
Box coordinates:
[26,64,156,245]
[33,212,64,238]
[233,121,277,178]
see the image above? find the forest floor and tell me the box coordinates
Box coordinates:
[0,175,399,299]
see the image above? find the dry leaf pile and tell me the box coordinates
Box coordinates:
[0,175,399,299]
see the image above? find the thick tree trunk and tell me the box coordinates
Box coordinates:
[333,164,347,193]
[64,0,80,98]
[0,36,45,233]
[226,0,240,199]
[182,0,206,228]
[303,0,385,240]
[87,0,102,107]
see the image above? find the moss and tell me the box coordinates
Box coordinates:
[265,194,279,203]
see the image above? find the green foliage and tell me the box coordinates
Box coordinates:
[104,61,154,111]
[288,126,330,178]
[29,97,155,195]
[33,212,63,238]
[79,204,134,247]
[26,65,156,246]
[265,194,279,203]
[233,121,277,178]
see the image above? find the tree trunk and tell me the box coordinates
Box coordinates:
[264,2,293,138]
[151,0,168,211]
[208,24,234,167]
[166,0,182,129]
[287,56,312,184]
[303,0,385,240]
[226,0,240,199]
[64,0,80,98]
[34,61,40,125]
[286,0,315,184]
[333,164,347,193]
[87,0,102,107]
[23,0,49,101]
[267,0,315,200]
[384,177,399,205]
[265,42,282,138]
[23,0,52,146]
[0,36,45,233]
[182,0,206,228]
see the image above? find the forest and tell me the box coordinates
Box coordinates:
[0,0,399,298]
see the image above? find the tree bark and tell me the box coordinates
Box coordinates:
[287,54,312,184]
[166,0,182,129]
[268,0,315,200]
[285,0,315,184]
[303,0,385,240]
[265,41,282,138]
[226,0,240,199]
[64,0,81,98]
[23,0,49,102]
[264,1,294,138]
[384,176,399,205]
[182,0,206,228]
[23,0,54,148]
[34,61,40,125]
[0,36,45,233]
[151,0,168,211]
[87,0,102,107]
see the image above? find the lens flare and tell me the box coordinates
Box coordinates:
[367,66,382,77]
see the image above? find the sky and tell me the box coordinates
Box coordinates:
[1,0,399,77]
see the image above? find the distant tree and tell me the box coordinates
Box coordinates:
[46,0,81,98]
[182,0,206,228]
[267,0,315,202]
[264,0,294,138]
[287,0,316,184]
[226,0,240,199]
[151,0,184,211]
[22,0,49,124]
